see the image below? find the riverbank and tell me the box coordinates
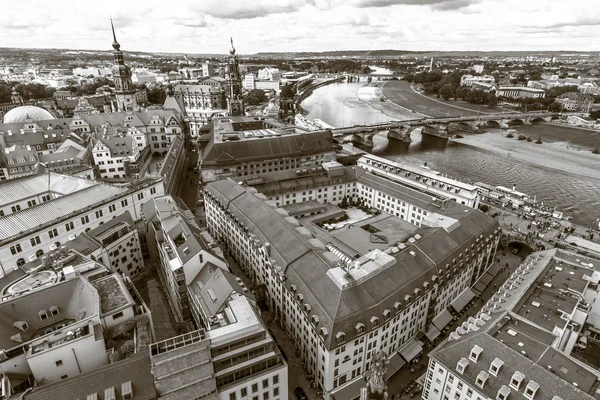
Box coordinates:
[357,81,427,121]
[452,131,600,181]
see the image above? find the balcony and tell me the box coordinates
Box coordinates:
[161,242,182,271]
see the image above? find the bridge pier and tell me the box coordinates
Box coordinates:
[387,127,413,143]
[351,134,373,148]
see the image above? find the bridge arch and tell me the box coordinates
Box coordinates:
[531,117,546,124]
[507,119,525,126]
[457,122,473,132]
[486,120,502,128]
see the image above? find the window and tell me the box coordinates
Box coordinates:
[27,200,36,207]
[112,312,124,320]
[95,210,103,218]
[109,204,116,212]
[229,393,236,400]
[48,228,59,239]
[81,215,89,225]
[61,375,68,380]
[252,383,258,393]
[263,379,268,388]
[273,387,279,396]
[121,199,128,207]
[11,205,21,212]
[65,221,74,231]
[150,187,156,195]
[10,244,22,255]
[137,193,144,200]
[273,375,278,384]
[55,360,63,367]
[263,392,269,400]
[241,388,247,397]
[30,236,41,246]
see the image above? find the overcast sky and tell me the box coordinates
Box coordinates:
[1,0,599,54]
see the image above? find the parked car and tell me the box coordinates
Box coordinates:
[295,387,308,400]
[577,335,588,350]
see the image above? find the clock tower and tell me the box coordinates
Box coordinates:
[110,18,138,112]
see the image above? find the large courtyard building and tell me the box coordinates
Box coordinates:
[202,174,500,399]
[423,249,600,400]
[197,116,337,184]
[0,170,164,273]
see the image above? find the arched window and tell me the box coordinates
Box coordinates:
[54,242,60,247]
[16,258,25,267]
[35,249,44,257]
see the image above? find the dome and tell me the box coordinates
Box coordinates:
[3,106,55,124]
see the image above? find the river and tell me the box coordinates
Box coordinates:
[301,81,600,226]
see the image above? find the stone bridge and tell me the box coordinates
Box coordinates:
[330,112,560,147]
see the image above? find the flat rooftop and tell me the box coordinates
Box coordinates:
[513,258,587,332]
[212,116,307,144]
[91,274,135,315]
[488,316,557,363]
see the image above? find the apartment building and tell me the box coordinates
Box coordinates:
[460,75,495,87]
[0,255,154,399]
[357,154,480,208]
[68,211,146,279]
[143,195,227,324]
[150,295,288,400]
[0,171,164,273]
[424,249,600,400]
[203,179,500,399]
[197,116,337,183]
[92,132,152,179]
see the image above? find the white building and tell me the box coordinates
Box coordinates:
[495,86,545,99]
[203,178,500,399]
[92,131,151,180]
[423,249,600,400]
[357,154,480,208]
[143,195,227,324]
[243,73,255,91]
[0,171,164,272]
[471,65,484,74]
[460,75,495,87]
[150,296,288,400]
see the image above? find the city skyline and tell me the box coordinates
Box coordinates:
[1,0,599,54]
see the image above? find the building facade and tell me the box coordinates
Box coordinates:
[203,178,500,399]
[110,19,138,112]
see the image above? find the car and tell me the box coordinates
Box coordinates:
[577,336,588,350]
[512,248,520,255]
[294,387,308,400]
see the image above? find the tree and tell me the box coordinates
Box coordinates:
[487,92,498,108]
[147,87,166,104]
[548,102,562,112]
[454,86,467,100]
[245,89,267,105]
[280,83,294,99]
[590,110,600,120]
[439,84,454,101]
[362,66,373,74]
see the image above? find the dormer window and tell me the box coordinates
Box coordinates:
[383,309,391,321]
[38,310,48,320]
[370,316,379,328]
[311,315,319,326]
[356,323,365,334]
[476,371,489,388]
[456,358,469,375]
[489,357,504,376]
[497,385,510,400]
[304,304,311,313]
[13,321,28,332]
[49,305,60,317]
[336,331,345,344]
[524,381,539,399]
[297,293,304,303]
[469,345,483,362]
[320,327,328,337]
[394,302,401,312]
[510,371,524,390]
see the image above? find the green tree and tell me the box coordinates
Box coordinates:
[439,83,454,101]
[487,92,498,108]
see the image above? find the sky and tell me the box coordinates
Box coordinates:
[1,0,599,54]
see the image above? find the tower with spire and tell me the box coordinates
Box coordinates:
[110,18,138,112]
[226,38,245,116]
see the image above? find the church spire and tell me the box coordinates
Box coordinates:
[110,17,120,51]
[229,37,236,55]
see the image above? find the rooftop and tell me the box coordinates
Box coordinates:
[24,352,156,400]
[91,274,135,315]
[204,179,498,349]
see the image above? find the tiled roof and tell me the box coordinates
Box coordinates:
[24,352,156,400]
[0,183,126,243]
[200,130,335,167]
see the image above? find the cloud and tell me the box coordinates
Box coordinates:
[543,17,600,28]
[351,0,478,10]
[189,0,304,19]
[171,16,211,28]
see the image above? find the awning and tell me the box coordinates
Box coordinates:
[399,339,423,362]
[426,324,441,341]
[479,272,493,286]
[433,309,454,331]
[451,288,476,312]
[331,376,364,400]
[472,280,487,295]
[386,352,406,379]
[487,263,502,277]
